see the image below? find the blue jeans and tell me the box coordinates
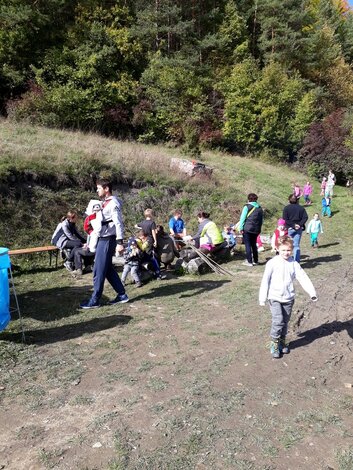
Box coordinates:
[91,236,125,303]
[288,227,302,262]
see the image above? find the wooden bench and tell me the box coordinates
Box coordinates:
[8,246,59,267]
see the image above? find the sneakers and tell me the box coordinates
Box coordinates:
[252,262,259,266]
[109,293,129,305]
[80,299,100,309]
[64,260,74,272]
[157,274,167,280]
[135,282,143,288]
[270,339,281,359]
[279,337,290,354]
[242,261,253,267]
[72,268,83,276]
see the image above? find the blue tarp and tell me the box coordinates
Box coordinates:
[0,247,11,332]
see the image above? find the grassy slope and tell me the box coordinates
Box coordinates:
[0,119,326,249]
[1,121,353,469]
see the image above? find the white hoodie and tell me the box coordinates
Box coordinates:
[259,255,316,304]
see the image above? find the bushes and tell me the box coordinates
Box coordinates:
[299,108,353,181]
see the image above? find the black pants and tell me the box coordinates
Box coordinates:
[63,240,82,262]
[243,232,259,264]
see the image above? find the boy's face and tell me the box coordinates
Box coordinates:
[314,214,319,220]
[278,244,292,260]
[175,213,181,220]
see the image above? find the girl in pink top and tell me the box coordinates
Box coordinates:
[320,177,327,196]
[303,181,313,205]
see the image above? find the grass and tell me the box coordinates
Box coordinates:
[1,122,353,469]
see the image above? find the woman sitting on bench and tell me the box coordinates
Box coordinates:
[54,211,86,272]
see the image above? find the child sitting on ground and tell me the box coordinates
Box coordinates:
[271,218,288,254]
[222,225,237,249]
[169,209,186,249]
[259,236,318,359]
[121,238,143,288]
[136,230,166,280]
[306,213,323,248]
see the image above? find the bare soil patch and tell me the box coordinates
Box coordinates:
[1,237,353,470]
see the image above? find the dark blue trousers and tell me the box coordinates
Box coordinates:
[91,236,125,303]
[243,231,259,264]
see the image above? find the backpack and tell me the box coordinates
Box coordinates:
[51,222,64,246]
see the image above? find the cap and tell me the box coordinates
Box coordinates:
[277,218,286,226]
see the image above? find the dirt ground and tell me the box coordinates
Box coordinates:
[1,237,353,469]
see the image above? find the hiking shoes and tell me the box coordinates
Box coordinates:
[279,338,290,354]
[80,299,100,309]
[109,293,129,305]
[270,339,281,359]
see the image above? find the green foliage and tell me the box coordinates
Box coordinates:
[221,60,318,157]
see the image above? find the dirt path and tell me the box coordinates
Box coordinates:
[1,244,353,469]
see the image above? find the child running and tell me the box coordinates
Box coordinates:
[306,213,323,247]
[259,236,318,359]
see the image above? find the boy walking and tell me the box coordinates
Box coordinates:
[259,237,317,359]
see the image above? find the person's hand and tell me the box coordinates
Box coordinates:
[83,243,88,250]
[183,235,192,242]
[153,241,157,248]
[115,244,124,255]
[294,224,301,230]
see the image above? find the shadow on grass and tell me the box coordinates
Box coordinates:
[300,254,342,269]
[14,285,110,321]
[133,279,231,301]
[290,319,353,351]
[316,241,339,249]
[1,314,132,345]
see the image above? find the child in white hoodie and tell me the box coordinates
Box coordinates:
[259,236,318,359]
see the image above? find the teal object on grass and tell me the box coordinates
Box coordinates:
[0,247,11,331]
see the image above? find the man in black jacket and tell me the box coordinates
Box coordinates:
[283,195,308,262]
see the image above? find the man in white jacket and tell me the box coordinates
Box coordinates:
[80,179,129,309]
[259,236,317,358]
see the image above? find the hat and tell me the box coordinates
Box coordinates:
[277,218,286,226]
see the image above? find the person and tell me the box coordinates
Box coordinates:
[83,199,103,253]
[80,179,128,309]
[121,238,143,288]
[136,230,166,280]
[292,182,302,199]
[282,194,308,263]
[155,225,180,270]
[52,210,86,272]
[259,236,318,359]
[222,225,237,250]
[238,194,264,266]
[136,208,157,249]
[169,209,186,248]
[271,218,288,254]
[306,213,323,248]
[321,195,332,217]
[320,177,327,196]
[189,211,225,254]
[326,170,336,197]
[302,181,313,205]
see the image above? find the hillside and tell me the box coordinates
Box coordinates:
[1,122,353,469]
[0,119,321,251]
